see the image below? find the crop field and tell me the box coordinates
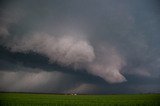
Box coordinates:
[0,93,160,106]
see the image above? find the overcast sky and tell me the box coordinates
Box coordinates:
[0,0,160,94]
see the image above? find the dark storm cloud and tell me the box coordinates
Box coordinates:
[0,0,160,93]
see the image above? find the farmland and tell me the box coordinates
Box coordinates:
[0,93,160,106]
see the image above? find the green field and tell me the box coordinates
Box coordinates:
[0,93,160,106]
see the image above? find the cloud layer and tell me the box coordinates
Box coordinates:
[2,30,126,83]
[0,0,160,93]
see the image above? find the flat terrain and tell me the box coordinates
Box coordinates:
[0,93,160,106]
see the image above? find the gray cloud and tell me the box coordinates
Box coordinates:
[3,30,126,83]
[6,33,95,68]
[0,67,79,93]
[0,4,127,83]
[0,0,160,93]
[88,45,126,83]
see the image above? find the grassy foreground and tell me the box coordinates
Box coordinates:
[0,93,160,106]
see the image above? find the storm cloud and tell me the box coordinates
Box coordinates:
[0,0,160,94]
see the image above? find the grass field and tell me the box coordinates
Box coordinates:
[0,93,160,106]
